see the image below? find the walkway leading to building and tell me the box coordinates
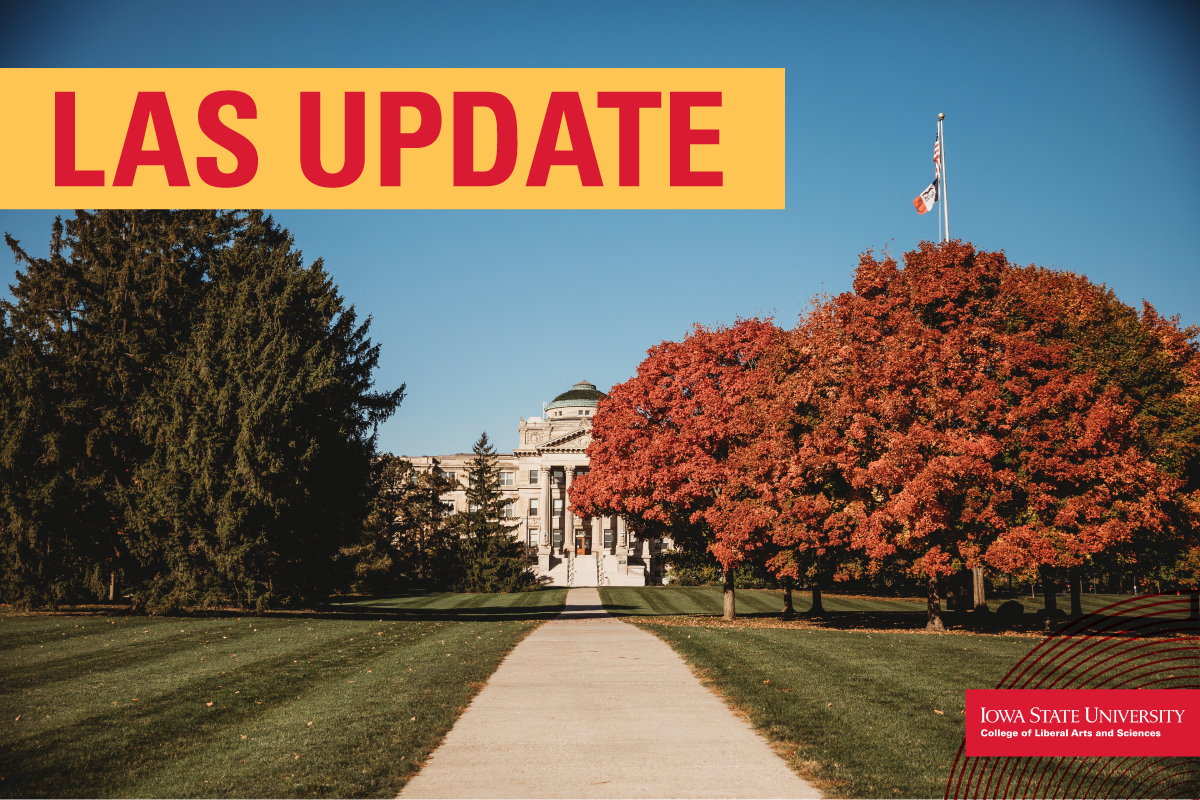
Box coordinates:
[398,587,822,799]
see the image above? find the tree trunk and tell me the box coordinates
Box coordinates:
[1069,566,1083,619]
[109,570,115,602]
[417,532,426,582]
[806,579,826,616]
[1040,565,1058,631]
[781,578,795,619]
[722,570,736,621]
[972,566,987,612]
[926,576,945,632]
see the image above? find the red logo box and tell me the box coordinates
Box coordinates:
[965,689,1198,757]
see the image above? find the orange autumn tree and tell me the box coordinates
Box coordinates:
[802,241,1173,630]
[1038,271,1200,602]
[569,318,780,620]
[703,321,859,616]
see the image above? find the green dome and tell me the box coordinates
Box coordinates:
[546,380,606,410]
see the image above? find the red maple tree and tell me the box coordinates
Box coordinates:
[702,321,859,616]
[569,318,780,619]
[796,241,1173,629]
[576,241,1189,630]
[1027,267,1200,603]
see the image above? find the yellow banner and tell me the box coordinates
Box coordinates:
[0,68,784,209]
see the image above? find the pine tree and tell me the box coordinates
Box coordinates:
[1,211,403,610]
[448,432,535,593]
[341,454,457,593]
[1,211,237,607]
[132,212,404,610]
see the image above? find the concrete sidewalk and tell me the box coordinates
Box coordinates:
[399,587,821,799]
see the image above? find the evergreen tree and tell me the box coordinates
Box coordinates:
[341,454,457,593]
[448,432,535,593]
[2,211,237,607]
[1,211,403,610]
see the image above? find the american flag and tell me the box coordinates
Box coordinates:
[914,135,941,215]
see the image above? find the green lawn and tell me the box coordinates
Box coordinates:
[328,590,571,619]
[601,587,1198,798]
[0,589,566,798]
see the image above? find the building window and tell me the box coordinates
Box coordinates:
[552,530,563,547]
[500,472,514,487]
[469,502,479,512]
[440,470,455,483]
[441,500,455,515]
[529,498,539,516]
[502,501,516,518]
[603,529,614,547]
[553,498,564,513]
[551,469,565,486]
[527,531,538,548]
[529,469,539,485]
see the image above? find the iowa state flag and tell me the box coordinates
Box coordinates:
[914,135,941,214]
[913,177,938,214]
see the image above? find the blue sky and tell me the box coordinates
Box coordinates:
[2,0,1197,456]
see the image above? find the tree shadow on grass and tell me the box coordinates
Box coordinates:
[2,631,456,799]
[19,590,624,623]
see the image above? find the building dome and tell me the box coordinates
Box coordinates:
[546,380,607,411]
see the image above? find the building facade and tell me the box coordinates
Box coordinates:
[405,381,664,587]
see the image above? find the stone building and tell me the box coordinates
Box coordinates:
[405,380,663,587]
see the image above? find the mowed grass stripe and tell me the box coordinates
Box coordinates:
[330,590,566,616]
[1,590,566,798]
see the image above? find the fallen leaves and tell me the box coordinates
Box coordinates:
[206,702,213,707]
[934,709,944,715]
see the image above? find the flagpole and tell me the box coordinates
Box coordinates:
[936,117,942,242]
[939,113,949,241]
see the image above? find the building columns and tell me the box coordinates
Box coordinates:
[538,463,551,557]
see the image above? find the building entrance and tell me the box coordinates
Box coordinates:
[574,530,590,556]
